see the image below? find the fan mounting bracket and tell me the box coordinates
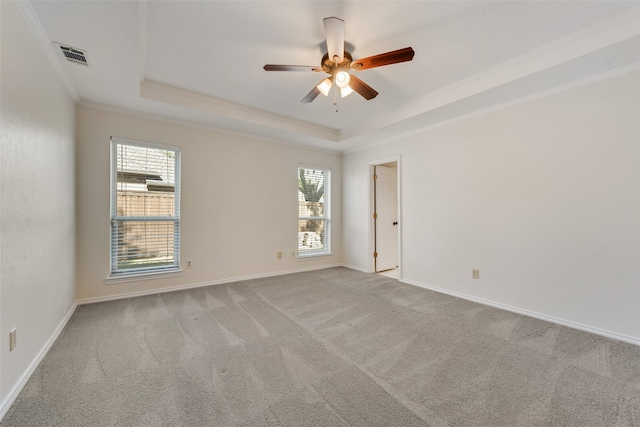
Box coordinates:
[321,51,353,76]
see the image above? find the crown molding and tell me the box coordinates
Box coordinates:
[78,100,341,154]
[343,62,640,155]
[140,80,339,143]
[15,0,80,102]
[340,6,640,142]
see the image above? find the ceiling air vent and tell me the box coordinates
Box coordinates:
[54,43,89,66]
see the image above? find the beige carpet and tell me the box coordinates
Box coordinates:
[2,267,639,426]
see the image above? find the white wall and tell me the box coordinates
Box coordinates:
[343,71,640,343]
[76,105,342,301]
[0,0,77,411]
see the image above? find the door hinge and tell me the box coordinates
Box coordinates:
[373,213,378,219]
[373,174,377,180]
[373,252,378,258]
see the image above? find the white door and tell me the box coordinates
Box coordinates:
[375,165,398,272]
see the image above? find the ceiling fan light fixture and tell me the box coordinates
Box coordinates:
[264,17,415,106]
[335,71,350,88]
[340,85,354,98]
[317,78,332,96]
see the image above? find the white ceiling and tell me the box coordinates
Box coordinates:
[23,1,640,152]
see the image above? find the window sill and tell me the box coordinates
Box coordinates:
[297,252,333,260]
[105,269,183,285]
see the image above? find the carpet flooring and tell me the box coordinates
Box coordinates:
[2,267,639,426]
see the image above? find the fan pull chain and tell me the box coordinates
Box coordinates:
[333,89,338,113]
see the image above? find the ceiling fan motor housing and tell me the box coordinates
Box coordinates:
[322,51,353,75]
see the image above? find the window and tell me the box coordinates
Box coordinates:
[110,137,180,277]
[298,166,330,256]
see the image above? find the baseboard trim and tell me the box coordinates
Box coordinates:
[340,263,370,273]
[0,302,77,421]
[77,264,343,305]
[400,278,640,347]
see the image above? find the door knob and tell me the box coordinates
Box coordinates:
[393,221,398,225]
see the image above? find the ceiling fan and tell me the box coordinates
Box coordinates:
[263,17,415,103]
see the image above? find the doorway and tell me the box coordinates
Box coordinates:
[371,158,400,276]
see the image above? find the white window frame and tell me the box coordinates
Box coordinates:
[109,137,181,279]
[298,165,331,257]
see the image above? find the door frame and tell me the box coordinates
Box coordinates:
[369,155,402,277]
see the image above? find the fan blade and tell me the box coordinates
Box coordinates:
[351,47,415,71]
[301,85,322,103]
[348,75,378,100]
[323,17,344,63]
[264,65,322,72]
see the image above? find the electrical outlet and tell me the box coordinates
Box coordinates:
[291,251,295,258]
[472,269,480,279]
[10,328,16,351]
[187,260,192,268]
[277,251,282,259]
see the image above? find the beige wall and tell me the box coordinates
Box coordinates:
[76,105,342,301]
[0,0,77,410]
[344,71,640,343]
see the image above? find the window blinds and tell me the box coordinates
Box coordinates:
[110,138,180,276]
[298,166,330,255]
